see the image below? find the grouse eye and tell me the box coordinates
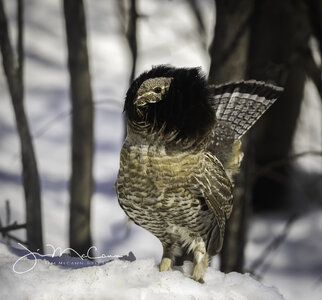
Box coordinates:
[153,87,162,93]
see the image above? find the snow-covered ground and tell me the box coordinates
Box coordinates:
[0,242,284,300]
[0,0,321,299]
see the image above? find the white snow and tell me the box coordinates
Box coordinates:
[0,242,283,300]
[0,0,321,299]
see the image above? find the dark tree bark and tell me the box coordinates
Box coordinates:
[127,0,138,84]
[0,0,43,252]
[63,0,94,255]
[117,0,138,139]
[304,0,322,98]
[117,0,138,85]
[208,0,254,273]
[247,0,318,211]
[209,0,321,273]
[209,0,254,83]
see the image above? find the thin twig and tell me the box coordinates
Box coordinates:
[0,215,3,238]
[312,274,322,289]
[5,199,10,225]
[247,212,301,279]
[249,151,322,187]
[11,98,123,162]
[33,98,122,139]
[0,222,27,233]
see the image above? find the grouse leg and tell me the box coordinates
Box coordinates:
[191,239,209,283]
[159,244,173,272]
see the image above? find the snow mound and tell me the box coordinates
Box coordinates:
[0,243,283,300]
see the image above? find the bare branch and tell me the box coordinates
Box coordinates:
[0,222,27,233]
[0,216,3,237]
[5,199,10,225]
[32,99,122,139]
[249,151,322,187]
[247,212,301,279]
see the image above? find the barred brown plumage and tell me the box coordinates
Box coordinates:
[116,65,283,282]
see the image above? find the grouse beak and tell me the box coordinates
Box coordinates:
[134,92,162,107]
[134,95,148,107]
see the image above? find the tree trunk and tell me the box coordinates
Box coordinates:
[0,0,43,252]
[248,0,313,211]
[63,0,94,256]
[209,0,254,83]
[308,0,322,59]
[208,0,254,273]
[127,0,138,85]
[209,0,320,272]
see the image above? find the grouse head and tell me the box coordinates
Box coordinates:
[124,65,215,145]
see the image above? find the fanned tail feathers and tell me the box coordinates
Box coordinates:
[209,80,284,140]
[208,80,283,179]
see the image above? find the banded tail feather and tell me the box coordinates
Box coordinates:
[209,80,284,140]
[208,80,283,179]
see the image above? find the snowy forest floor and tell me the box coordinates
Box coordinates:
[1,0,322,299]
[0,242,284,300]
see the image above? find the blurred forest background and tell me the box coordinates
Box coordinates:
[0,0,322,299]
